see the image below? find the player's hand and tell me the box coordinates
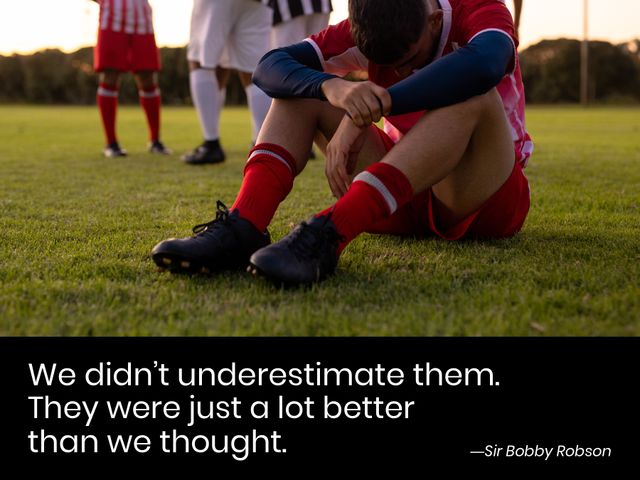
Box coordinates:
[321,78,391,128]
[325,115,368,198]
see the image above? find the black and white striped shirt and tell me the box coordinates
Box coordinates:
[269,0,333,25]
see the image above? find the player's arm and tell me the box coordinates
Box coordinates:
[253,42,390,126]
[326,115,371,198]
[253,42,337,100]
[388,30,514,115]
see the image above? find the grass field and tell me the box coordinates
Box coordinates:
[0,105,638,336]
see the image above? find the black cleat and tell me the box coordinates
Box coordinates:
[151,201,270,273]
[181,142,225,165]
[148,140,172,155]
[103,141,127,158]
[249,214,343,286]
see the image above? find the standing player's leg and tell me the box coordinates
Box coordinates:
[130,24,166,154]
[216,66,231,117]
[135,71,170,154]
[271,16,307,49]
[97,69,125,157]
[181,0,235,165]
[249,89,525,285]
[183,61,226,164]
[238,71,272,146]
[227,0,273,144]
[94,25,127,157]
[305,12,331,38]
[151,97,388,274]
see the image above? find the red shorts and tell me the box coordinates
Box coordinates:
[94,29,160,72]
[367,128,531,240]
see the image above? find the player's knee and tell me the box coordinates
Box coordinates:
[238,72,254,87]
[476,88,502,109]
[270,98,337,131]
[100,70,120,86]
[460,88,501,117]
[272,97,313,111]
[135,71,155,88]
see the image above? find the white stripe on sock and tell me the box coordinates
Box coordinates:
[248,149,292,174]
[98,87,119,98]
[352,171,398,214]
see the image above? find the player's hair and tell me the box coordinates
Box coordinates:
[349,0,427,65]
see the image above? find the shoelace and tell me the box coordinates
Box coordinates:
[192,200,231,235]
[286,215,344,260]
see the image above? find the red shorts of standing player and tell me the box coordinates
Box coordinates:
[93,0,170,157]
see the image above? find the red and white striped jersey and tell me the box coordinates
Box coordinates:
[98,0,155,35]
[308,0,533,167]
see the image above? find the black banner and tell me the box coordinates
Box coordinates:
[0,337,635,474]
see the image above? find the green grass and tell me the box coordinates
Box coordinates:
[1,105,638,335]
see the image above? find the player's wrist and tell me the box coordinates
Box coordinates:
[342,113,366,132]
[321,78,342,99]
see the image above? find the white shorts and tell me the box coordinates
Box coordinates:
[271,13,331,48]
[188,0,273,72]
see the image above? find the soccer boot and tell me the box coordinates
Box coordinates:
[248,214,343,286]
[148,140,172,155]
[151,201,270,273]
[181,142,225,165]
[103,141,127,158]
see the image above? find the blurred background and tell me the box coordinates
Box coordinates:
[0,0,638,105]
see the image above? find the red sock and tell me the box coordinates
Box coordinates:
[139,86,161,141]
[231,143,297,232]
[318,162,414,253]
[97,83,118,144]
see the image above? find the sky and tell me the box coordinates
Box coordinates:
[0,0,639,56]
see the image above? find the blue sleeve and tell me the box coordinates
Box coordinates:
[388,31,514,115]
[253,41,338,100]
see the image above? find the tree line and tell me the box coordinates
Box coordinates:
[0,47,243,105]
[1,39,639,105]
[519,39,640,104]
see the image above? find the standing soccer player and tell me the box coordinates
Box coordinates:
[93,0,171,157]
[181,0,273,165]
[152,0,533,287]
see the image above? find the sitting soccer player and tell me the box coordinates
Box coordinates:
[152,0,533,286]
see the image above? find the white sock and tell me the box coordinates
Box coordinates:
[245,85,272,142]
[189,69,220,141]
